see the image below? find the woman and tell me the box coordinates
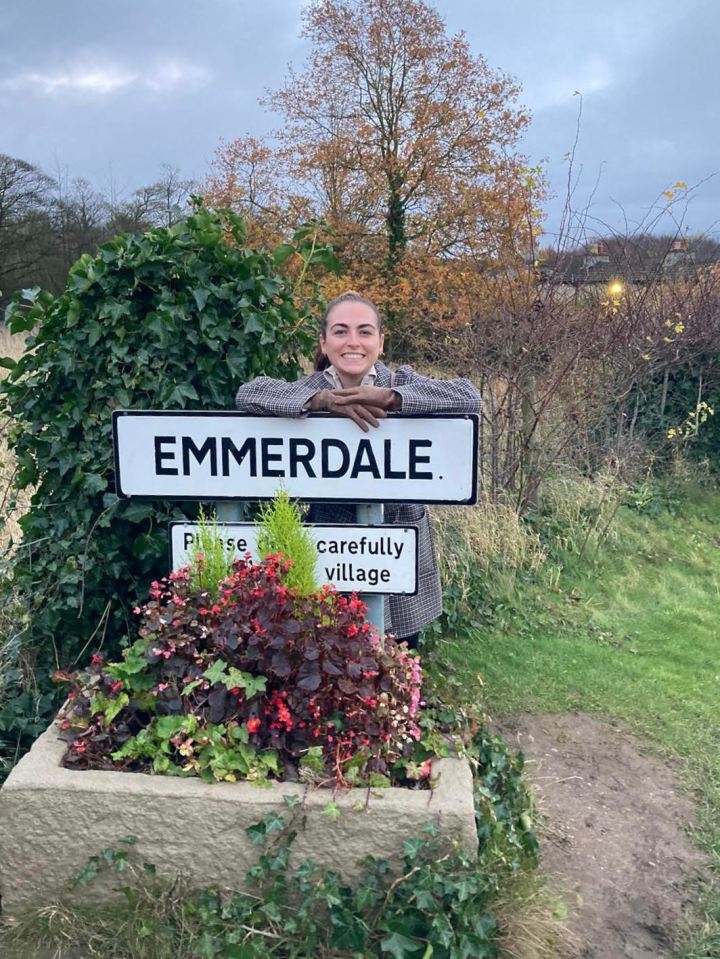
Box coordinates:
[235,291,481,646]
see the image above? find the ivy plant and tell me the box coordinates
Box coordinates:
[0,203,336,764]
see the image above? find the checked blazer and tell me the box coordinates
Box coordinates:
[235,362,481,638]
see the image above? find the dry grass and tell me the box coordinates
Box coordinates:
[430,495,545,605]
[0,325,30,551]
[495,873,577,959]
[540,466,628,555]
[1,326,30,708]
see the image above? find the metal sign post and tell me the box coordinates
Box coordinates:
[214,501,244,523]
[354,504,384,632]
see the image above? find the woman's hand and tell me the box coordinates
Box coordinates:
[333,386,402,412]
[309,387,400,432]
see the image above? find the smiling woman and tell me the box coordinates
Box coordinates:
[234,291,481,645]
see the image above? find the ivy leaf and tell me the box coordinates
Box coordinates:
[203,660,228,686]
[245,822,267,845]
[331,910,367,951]
[243,315,263,334]
[264,811,285,835]
[193,288,210,311]
[380,931,424,958]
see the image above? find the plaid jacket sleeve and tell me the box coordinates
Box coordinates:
[390,365,481,416]
[235,373,327,416]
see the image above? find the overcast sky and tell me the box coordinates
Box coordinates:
[1,0,718,241]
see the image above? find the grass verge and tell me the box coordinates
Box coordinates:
[434,480,720,957]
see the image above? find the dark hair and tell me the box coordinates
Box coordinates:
[313,291,383,371]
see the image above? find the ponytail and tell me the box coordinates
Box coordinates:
[313,346,330,371]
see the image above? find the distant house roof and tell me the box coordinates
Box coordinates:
[538,240,704,287]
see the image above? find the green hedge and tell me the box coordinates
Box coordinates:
[0,205,331,763]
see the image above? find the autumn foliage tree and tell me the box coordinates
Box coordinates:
[205,0,539,352]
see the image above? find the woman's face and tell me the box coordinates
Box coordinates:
[320,301,384,383]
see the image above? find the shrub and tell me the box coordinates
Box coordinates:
[56,555,424,787]
[188,506,235,598]
[0,205,333,767]
[256,489,319,595]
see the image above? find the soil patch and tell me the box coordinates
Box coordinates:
[495,713,706,959]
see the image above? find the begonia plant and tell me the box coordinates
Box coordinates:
[55,554,425,787]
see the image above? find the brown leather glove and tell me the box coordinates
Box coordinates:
[309,388,397,432]
[332,386,402,412]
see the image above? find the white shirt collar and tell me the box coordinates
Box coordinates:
[323,364,378,389]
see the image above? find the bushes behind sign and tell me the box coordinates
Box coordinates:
[0,203,332,765]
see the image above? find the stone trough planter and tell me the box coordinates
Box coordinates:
[0,724,477,916]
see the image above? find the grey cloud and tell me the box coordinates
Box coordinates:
[1,0,717,236]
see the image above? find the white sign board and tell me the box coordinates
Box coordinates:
[113,412,478,504]
[170,523,418,595]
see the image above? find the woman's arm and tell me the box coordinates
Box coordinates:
[234,374,326,416]
[389,366,481,416]
[235,374,390,431]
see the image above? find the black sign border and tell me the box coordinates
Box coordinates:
[168,521,420,597]
[113,410,479,506]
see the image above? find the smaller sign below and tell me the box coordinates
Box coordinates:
[170,523,418,596]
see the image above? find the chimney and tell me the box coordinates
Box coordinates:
[584,241,610,270]
[663,237,694,275]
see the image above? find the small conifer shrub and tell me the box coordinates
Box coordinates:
[256,489,319,595]
[188,507,234,598]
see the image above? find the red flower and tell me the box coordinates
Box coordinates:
[246,717,261,734]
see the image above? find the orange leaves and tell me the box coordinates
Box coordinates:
[204,0,543,348]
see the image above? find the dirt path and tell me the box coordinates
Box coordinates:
[496,713,706,959]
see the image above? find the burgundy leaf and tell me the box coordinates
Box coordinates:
[296,660,321,691]
[271,652,291,678]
